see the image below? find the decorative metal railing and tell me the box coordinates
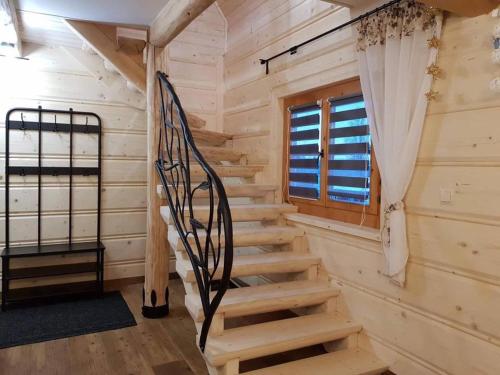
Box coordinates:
[155,72,233,352]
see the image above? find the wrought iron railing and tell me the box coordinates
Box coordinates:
[155,72,233,352]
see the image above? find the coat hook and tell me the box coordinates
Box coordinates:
[20,113,26,131]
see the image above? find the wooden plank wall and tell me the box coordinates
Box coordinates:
[162,3,226,132]
[0,41,147,283]
[220,1,500,373]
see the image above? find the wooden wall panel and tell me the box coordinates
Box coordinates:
[223,1,500,373]
[0,42,147,281]
[302,228,500,341]
[163,3,226,132]
[407,165,500,221]
[418,107,500,162]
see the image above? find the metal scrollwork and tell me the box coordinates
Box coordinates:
[155,72,233,352]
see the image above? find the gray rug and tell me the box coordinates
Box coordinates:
[0,292,136,349]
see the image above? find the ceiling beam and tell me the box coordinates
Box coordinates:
[0,0,22,56]
[418,0,500,16]
[149,0,216,47]
[64,19,146,94]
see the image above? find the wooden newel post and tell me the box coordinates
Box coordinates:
[143,43,170,318]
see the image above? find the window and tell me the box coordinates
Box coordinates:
[283,79,381,228]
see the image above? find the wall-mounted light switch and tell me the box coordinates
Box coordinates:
[440,188,453,203]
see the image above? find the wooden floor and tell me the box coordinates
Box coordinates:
[0,279,208,375]
[0,279,394,375]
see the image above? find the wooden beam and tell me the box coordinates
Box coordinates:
[143,43,170,318]
[61,47,146,110]
[0,0,22,56]
[150,0,216,47]
[64,19,146,93]
[418,0,499,16]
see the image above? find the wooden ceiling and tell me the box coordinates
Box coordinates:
[319,0,500,16]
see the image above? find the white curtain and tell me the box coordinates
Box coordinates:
[356,2,443,286]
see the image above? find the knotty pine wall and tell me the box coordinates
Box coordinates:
[220,1,500,373]
[162,3,226,132]
[0,42,147,285]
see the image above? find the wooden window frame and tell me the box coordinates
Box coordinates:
[283,78,381,229]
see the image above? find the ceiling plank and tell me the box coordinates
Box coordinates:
[150,0,216,47]
[64,19,146,94]
[0,0,22,56]
[418,0,500,16]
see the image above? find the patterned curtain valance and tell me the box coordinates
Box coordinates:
[356,0,441,51]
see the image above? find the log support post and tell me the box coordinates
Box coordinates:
[143,43,170,318]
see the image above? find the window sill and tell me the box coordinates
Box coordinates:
[284,212,381,242]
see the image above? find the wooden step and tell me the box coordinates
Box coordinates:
[186,280,340,322]
[171,145,244,162]
[190,165,263,179]
[177,252,320,283]
[242,348,388,375]
[196,146,244,162]
[204,313,362,367]
[161,204,297,225]
[190,128,233,146]
[162,164,263,181]
[185,112,205,129]
[168,225,304,252]
[157,184,277,200]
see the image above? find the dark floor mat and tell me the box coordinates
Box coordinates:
[0,291,136,349]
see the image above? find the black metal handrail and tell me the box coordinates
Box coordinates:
[155,72,233,352]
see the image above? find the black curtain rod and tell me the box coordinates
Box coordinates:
[259,0,404,74]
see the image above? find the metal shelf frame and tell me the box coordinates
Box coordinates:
[2,106,105,310]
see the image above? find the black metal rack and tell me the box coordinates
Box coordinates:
[2,106,105,310]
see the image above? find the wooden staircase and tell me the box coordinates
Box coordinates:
[157,116,388,375]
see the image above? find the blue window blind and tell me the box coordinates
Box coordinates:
[328,95,371,206]
[288,103,321,200]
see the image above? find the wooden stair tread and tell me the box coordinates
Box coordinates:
[171,145,244,162]
[190,164,263,178]
[168,225,304,251]
[242,348,388,375]
[162,164,263,181]
[195,146,244,162]
[157,184,277,199]
[185,112,205,129]
[186,280,339,322]
[204,313,362,367]
[190,128,233,146]
[161,204,297,224]
[177,252,319,282]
